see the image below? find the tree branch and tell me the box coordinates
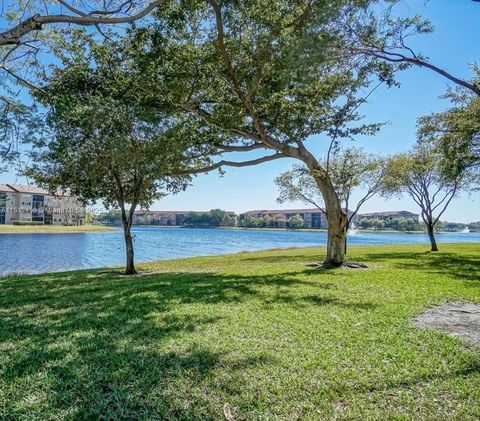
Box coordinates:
[0,63,43,91]
[181,152,288,175]
[220,143,268,152]
[361,49,480,97]
[0,0,166,46]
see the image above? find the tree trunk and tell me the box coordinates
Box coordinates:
[426,223,438,252]
[124,225,137,274]
[120,202,138,275]
[324,210,348,267]
[321,179,348,267]
[302,153,348,267]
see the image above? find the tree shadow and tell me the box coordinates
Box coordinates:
[239,250,322,264]
[359,250,480,283]
[331,360,480,399]
[0,267,376,419]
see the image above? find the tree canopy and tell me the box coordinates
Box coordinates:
[275,148,388,227]
[126,0,387,266]
[28,37,209,273]
[418,85,480,185]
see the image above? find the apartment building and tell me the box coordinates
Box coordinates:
[357,210,419,221]
[0,184,85,225]
[240,208,329,229]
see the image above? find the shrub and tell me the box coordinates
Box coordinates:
[12,221,44,226]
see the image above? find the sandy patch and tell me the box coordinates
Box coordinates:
[413,302,480,347]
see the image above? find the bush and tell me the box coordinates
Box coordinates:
[12,221,44,226]
[287,214,305,229]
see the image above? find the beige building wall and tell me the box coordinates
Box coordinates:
[0,184,85,226]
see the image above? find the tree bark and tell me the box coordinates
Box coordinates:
[324,210,348,267]
[120,202,138,275]
[319,176,348,267]
[300,156,348,267]
[0,1,166,47]
[124,225,137,274]
[426,223,439,252]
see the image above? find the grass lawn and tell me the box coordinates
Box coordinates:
[0,224,116,234]
[0,244,479,420]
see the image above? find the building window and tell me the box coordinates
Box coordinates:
[32,194,45,222]
[0,193,6,225]
[311,213,323,228]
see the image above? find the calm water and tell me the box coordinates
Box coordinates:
[1,227,479,275]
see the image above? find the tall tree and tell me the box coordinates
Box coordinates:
[28,38,206,274]
[383,143,472,252]
[135,0,385,267]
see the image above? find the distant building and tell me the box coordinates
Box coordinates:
[240,208,329,229]
[357,211,419,221]
[133,210,237,226]
[0,184,85,225]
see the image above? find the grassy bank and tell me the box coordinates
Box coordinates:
[0,224,117,234]
[1,244,479,419]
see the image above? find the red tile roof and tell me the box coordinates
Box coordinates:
[7,184,49,194]
[241,208,324,215]
[134,210,236,215]
[4,184,72,196]
[0,184,15,193]
[358,211,419,218]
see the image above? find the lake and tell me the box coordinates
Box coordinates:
[1,227,479,276]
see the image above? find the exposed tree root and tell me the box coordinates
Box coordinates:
[306,261,368,269]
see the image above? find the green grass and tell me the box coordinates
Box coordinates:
[1,244,479,420]
[0,224,116,234]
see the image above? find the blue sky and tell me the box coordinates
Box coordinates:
[2,0,480,222]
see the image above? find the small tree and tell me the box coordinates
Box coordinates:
[275,148,387,256]
[287,214,305,230]
[371,219,385,231]
[383,143,472,252]
[209,209,227,227]
[28,40,204,274]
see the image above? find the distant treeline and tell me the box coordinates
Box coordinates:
[94,210,479,232]
[239,214,305,229]
[357,217,420,231]
[182,210,236,227]
[357,217,479,232]
[94,209,236,227]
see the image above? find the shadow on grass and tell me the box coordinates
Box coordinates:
[0,267,374,419]
[333,360,480,398]
[239,250,323,264]
[359,250,480,282]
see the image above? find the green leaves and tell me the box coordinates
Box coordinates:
[275,148,387,215]
[28,34,206,210]
[418,90,480,182]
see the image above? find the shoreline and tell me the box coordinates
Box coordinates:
[2,241,479,278]
[132,225,472,235]
[1,223,474,235]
